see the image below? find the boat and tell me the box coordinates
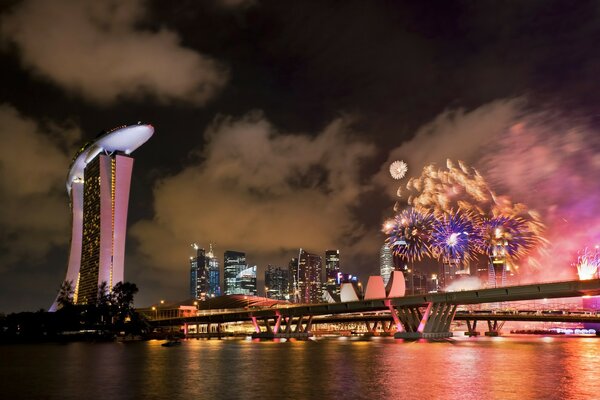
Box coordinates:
[161,338,182,347]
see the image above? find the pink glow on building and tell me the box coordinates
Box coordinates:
[50,124,153,310]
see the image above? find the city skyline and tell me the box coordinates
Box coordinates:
[3,1,600,312]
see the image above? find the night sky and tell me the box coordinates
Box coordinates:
[2,0,600,312]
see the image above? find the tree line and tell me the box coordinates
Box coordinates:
[0,281,149,342]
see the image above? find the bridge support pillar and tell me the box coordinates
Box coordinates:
[464,320,480,336]
[251,314,313,339]
[392,302,456,339]
[485,320,505,336]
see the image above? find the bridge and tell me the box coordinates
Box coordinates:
[149,279,600,339]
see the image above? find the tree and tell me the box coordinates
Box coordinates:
[56,280,74,309]
[110,282,139,326]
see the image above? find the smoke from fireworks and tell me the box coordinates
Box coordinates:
[389,160,408,180]
[481,116,600,281]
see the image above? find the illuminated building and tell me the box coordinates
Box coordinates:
[50,124,153,309]
[206,244,220,297]
[289,257,299,301]
[190,243,220,299]
[265,265,290,300]
[224,250,246,295]
[324,250,340,296]
[296,249,322,303]
[379,244,394,285]
[239,265,257,296]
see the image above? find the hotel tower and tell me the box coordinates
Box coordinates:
[50,124,154,310]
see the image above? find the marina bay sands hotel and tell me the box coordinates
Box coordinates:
[50,124,154,310]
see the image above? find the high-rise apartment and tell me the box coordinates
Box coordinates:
[296,249,322,303]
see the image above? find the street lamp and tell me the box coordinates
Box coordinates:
[151,306,157,320]
[265,286,269,298]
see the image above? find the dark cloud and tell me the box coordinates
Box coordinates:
[1,0,228,105]
[131,112,378,297]
[0,104,79,269]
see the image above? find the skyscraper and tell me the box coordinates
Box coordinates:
[51,124,153,310]
[190,243,207,300]
[206,244,221,297]
[297,249,322,303]
[265,265,290,300]
[289,257,299,301]
[324,250,340,296]
[190,243,220,299]
[380,244,394,285]
[239,265,257,296]
[223,250,246,295]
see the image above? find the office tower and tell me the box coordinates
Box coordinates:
[380,244,394,285]
[289,257,299,302]
[265,265,290,300]
[206,244,220,297]
[239,265,257,296]
[50,124,153,310]
[324,250,340,297]
[223,250,246,295]
[190,243,208,300]
[297,249,322,304]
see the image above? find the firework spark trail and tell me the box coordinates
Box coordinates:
[384,208,433,263]
[574,247,600,280]
[430,210,481,264]
[401,159,545,273]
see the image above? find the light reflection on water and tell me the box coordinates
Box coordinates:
[1,336,600,400]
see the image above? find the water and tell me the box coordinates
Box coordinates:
[1,336,600,400]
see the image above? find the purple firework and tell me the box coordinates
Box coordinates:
[430,211,480,263]
[479,216,536,259]
[386,208,434,263]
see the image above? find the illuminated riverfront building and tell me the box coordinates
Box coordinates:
[239,265,257,296]
[223,250,246,295]
[265,265,290,300]
[191,243,221,299]
[295,249,322,303]
[206,244,221,297]
[50,124,154,309]
[324,250,340,296]
[190,244,208,300]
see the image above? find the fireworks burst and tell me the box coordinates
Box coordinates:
[479,215,539,262]
[385,208,433,263]
[574,247,600,280]
[390,160,408,180]
[404,159,545,273]
[430,210,480,264]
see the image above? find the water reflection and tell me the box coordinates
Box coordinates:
[2,337,600,399]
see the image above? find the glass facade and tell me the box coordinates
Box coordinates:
[224,250,246,295]
[324,250,340,297]
[239,265,257,296]
[265,265,290,300]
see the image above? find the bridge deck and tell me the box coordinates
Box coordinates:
[150,279,600,326]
